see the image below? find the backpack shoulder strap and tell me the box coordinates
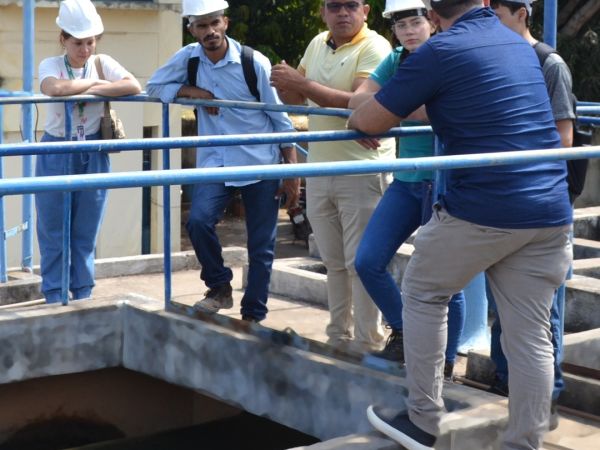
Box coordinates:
[533,41,557,67]
[186,47,259,100]
[94,54,105,80]
[241,45,260,102]
[187,56,200,87]
[93,55,110,116]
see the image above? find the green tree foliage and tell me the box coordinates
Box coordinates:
[533,1,600,101]
[182,0,599,101]
[184,0,391,66]
[226,0,323,66]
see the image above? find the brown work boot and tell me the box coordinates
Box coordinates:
[193,284,233,313]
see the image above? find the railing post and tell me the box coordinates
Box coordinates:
[434,138,489,352]
[162,103,172,307]
[0,105,6,282]
[543,0,558,48]
[21,0,35,272]
[459,273,490,352]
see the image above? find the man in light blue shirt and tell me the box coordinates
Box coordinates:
[147,0,299,322]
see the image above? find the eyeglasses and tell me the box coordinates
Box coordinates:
[325,2,362,13]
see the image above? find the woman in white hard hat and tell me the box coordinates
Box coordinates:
[37,0,141,303]
[351,0,464,378]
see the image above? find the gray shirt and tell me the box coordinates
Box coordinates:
[542,52,576,121]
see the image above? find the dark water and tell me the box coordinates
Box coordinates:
[0,412,319,450]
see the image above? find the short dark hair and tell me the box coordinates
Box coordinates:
[431,0,481,19]
[490,0,531,25]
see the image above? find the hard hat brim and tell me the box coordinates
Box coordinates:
[56,17,104,39]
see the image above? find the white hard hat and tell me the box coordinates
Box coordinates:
[182,0,229,18]
[56,0,104,39]
[494,0,537,15]
[383,0,429,19]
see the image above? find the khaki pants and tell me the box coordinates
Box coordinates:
[306,174,388,350]
[402,208,571,450]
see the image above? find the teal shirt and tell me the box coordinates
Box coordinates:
[370,47,433,182]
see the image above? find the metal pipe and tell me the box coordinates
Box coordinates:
[0,94,352,118]
[543,0,558,48]
[577,106,600,114]
[0,105,6,282]
[433,139,489,352]
[21,0,36,272]
[162,104,172,307]
[0,127,433,157]
[1,145,599,197]
[578,117,600,125]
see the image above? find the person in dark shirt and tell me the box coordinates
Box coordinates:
[348,1,572,449]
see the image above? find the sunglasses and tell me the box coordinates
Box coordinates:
[325,2,362,13]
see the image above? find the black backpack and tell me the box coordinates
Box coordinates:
[533,42,591,203]
[187,45,260,101]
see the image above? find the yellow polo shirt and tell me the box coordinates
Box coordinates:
[299,25,395,163]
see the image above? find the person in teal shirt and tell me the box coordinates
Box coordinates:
[351,0,464,378]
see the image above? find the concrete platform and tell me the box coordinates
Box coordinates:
[2,203,600,448]
[0,293,510,450]
[0,261,597,449]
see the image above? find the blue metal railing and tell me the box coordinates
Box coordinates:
[1,140,600,306]
[1,91,599,302]
[0,92,384,300]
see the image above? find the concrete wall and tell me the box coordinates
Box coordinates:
[0,0,183,267]
[0,296,510,449]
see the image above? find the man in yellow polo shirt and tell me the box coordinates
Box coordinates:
[270,0,395,351]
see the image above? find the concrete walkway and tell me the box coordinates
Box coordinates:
[94,266,330,344]
[90,264,600,450]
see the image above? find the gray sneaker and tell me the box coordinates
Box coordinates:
[194,284,233,313]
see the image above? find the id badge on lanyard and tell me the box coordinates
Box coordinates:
[76,125,86,141]
[64,55,88,140]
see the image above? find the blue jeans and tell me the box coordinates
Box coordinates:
[186,179,280,321]
[488,277,565,400]
[355,179,466,363]
[35,131,110,302]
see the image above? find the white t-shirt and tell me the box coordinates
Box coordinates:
[38,54,131,137]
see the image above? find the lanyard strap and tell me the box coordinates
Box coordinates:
[63,55,87,118]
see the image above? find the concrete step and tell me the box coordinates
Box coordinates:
[544,412,600,450]
[466,349,600,416]
[573,206,600,241]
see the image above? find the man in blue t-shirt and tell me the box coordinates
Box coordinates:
[348,1,572,449]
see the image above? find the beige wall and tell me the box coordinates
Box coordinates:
[0,1,183,268]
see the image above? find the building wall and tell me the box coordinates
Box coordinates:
[0,1,183,268]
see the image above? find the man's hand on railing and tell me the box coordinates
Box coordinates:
[177,85,220,115]
[277,178,301,210]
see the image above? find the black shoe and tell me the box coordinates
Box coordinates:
[193,283,233,313]
[242,315,262,323]
[369,328,404,363]
[549,399,559,431]
[367,405,436,450]
[487,376,509,397]
[444,360,454,381]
